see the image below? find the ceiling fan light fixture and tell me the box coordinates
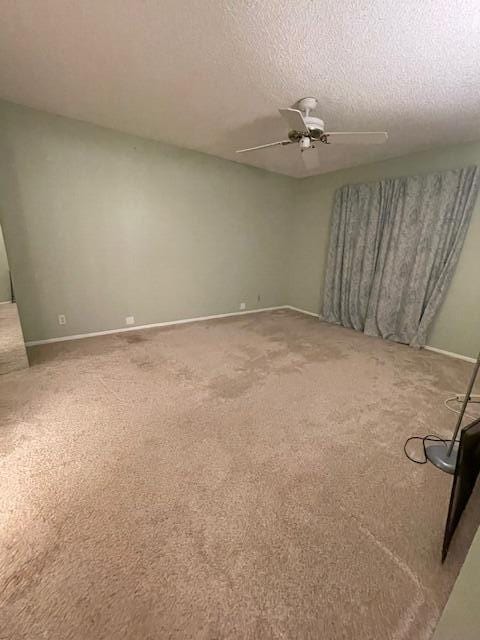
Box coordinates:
[300,136,312,150]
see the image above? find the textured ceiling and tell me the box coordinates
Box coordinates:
[1,1,480,178]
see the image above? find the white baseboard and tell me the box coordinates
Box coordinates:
[423,345,476,364]
[0,300,13,305]
[286,307,477,363]
[25,305,476,364]
[285,305,321,318]
[25,306,288,346]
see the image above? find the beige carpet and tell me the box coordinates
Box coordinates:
[0,303,29,376]
[1,309,479,639]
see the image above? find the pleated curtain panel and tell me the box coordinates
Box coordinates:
[322,166,480,347]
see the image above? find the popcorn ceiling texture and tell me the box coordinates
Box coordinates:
[0,1,479,177]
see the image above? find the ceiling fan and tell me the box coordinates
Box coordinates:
[236,97,388,169]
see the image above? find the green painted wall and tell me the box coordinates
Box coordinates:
[288,143,480,358]
[0,224,11,302]
[0,101,294,342]
[0,99,478,355]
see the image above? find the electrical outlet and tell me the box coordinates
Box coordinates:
[58,314,66,325]
[125,316,135,325]
[239,302,246,311]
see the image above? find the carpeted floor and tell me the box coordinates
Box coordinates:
[0,303,29,376]
[1,309,479,639]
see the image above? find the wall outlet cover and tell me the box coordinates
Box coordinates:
[239,302,246,310]
[58,314,66,325]
[125,316,135,325]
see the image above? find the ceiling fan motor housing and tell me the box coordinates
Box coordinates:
[287,116,324,142]
[306,116,325,139]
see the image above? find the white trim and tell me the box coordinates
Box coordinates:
[25,305,476,363]
[424,345,476,364]
[25,306,288,346]
[286,307,477,363]
[0,300,13,305]
[285,305,321,318]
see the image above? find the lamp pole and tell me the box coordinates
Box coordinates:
[426,351,480,474]
[446,352,480,457]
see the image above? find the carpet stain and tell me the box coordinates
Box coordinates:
[121,333,148,344]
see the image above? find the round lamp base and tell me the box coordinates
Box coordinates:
[425,443,458,475]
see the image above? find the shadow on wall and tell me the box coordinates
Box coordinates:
[0,223,12,303]
[0,135,44,344]
[0,219,29,374]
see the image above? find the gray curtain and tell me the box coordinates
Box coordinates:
[323,166,480,347]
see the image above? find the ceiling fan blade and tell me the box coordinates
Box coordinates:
[301,148,320,171]
[279,108,309,134]
[236,140,292,153]
[323,132,388,145]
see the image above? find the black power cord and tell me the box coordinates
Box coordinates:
[403,434,460,465]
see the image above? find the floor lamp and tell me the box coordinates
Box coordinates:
[426,351,480,474]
